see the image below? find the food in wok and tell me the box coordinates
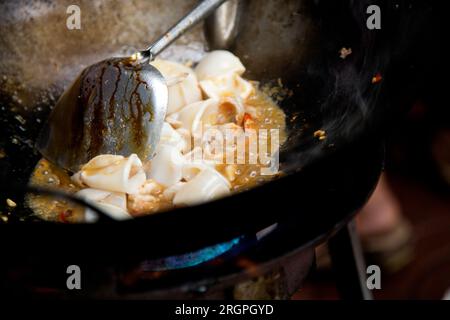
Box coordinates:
[26,50,286,222]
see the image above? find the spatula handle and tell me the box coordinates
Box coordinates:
[142,0,228,60]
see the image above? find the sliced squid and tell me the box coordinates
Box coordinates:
[72,154,146,195]
[183,146,204,164]
[195,50,246,81]
[148,144,185,187]
[169,98,218,134]
[159,122,188,152]
[150,59,202,114]
[169,97,244,135]
[216,97,245,125]
[175,127,192,154]
[162,181,186,201]
[199,74,254,101]
[181,156,216,181]
[173,168,231,206]
[75,188,130,222]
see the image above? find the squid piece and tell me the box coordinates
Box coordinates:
[215,97,245,125]
[71,154,146,195]
[75,188,130,222]
[167,98,218,135]
[199,74,254,101]
[173,168,231,206]
[195,50,253,100]
[195,50,246,81]
[199,74,255,100]
[150,59,202,114]
[182,156,216,181]
[201,122,246,164]
[162,181,186,201]
[148,144,185,187]
[159,122,188,152]
[168,97,244,135]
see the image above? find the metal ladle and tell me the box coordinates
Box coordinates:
[37,0,227,172]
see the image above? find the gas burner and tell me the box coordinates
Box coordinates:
[141,237,242,271]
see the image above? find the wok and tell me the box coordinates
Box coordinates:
[0,0,432,264]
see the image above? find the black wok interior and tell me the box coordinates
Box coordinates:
[0,0,427,264]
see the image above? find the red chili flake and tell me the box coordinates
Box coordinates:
[243,113,252,123]
[371,73,382,84]
[243,113,254,129]
[59,209,73,223]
